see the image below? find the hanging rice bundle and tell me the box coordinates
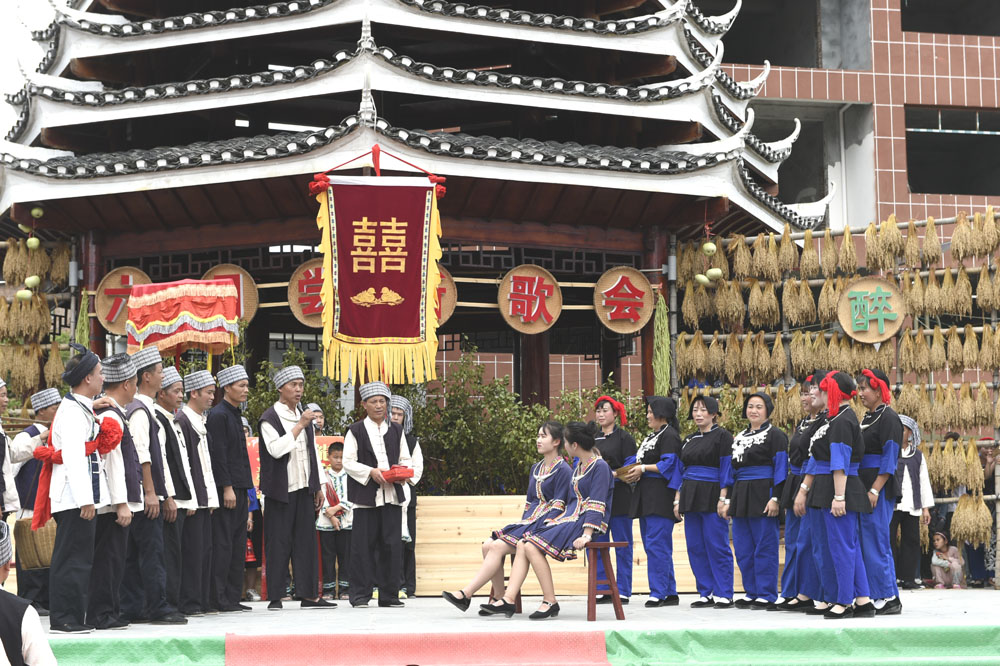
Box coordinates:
[24,245,50,285]
[918,385,933,432]
[817,277,837,323]
[782,279,800,326]
[940,268,955,312]
[924,269,942,316]
[994,386,1000,427]
[963,324,979,369]
[730,235,752,281]
[946,326,965,376]
[981,325,997,371]
[49,241,71,288]
[909,272,925,316]
[764,234,781,282]
[899,272,912,312]
[769,335,787,382]
[973,212,988,257]
[800,229,820,278]
[951,493,993,549]
[912,328,931,376]
[880,213,905,260]
[6,298,24,341]
[790,331,807,377]
[740,332,757,379]
[840,334,857,373]
[965,440,985,493]
[716,281,744,332]
[959,382,976,430]
[785,383,802,424]
[877,339,895,374]
[688,332,708,381]
[975,383,992,427]
[761,282,780,328]
[675,335,690,381]
[904,219,922,267]
[753,332,770,383]
[896,382,920,419]
[778,224,798,273]
[930,392,950,443]
[0,297,8,340]
[984,206,1000,255]
[923,216,942,266]
[30,294,50,342]
[811,331,829,369]
[750,234,769,281]
[951,211,976,263]
[798,279,817,325]
[821,228,838,277]
[899,329,916,374]
[927,439,945,490]
[852,341,871,375]
[709,246,730,280]
[772,384,786,426]
[694,283,713,319]
[707,332,725,377]
[976,269,994,312]
[2,238,25,286]
[682,280,700,329]
[992,268,1000,312]
[838,226,858,275]
[43,340,64,388]
[864,222,884,272]
[827,331,842,371]
[991,324,1000,373]
[725,334,742,384]
[953,268,973,317]
[678,241,696,284]
[929,326,947,372]
[747,280,764,329]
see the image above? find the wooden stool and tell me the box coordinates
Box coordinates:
[488,552,522,614]
[586,541,626,621]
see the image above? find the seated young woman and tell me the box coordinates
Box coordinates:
[442,421,571,613]
[481,421,614,620]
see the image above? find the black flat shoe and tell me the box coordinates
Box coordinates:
[713,599,734,609]
[805,603,830,615]
[775,598,806,612]
[442,591,471,613]
[479,599,516,618]
[823,605,854,619]
[875,597,902,615]
[734,598,753,609]
[644,598,662,608]
[690,597,715,608]
[302,598,337,609]
[751,601,774,611]
[662,595,679,606]
[619,597,630,605]
[267,600,282,611]
[377,599,404,608]
[529,601,560,620]
[853,601,876,618]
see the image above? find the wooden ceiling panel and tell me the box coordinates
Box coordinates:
[144,189,194,229]
[115,192,166,230]
[460,179,505,219]
[580,188,624,227]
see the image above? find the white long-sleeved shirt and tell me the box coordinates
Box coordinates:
[342,417,412,509]
[0,595,56,666]
[401,438,424,505]
[98,398,143,515]
[259,402,325,495]
[129,394,175,500]
[317,468,353,531]
[896,447,935,516]
[0,425,18,515]
[156,403,197,511]
[10,424,48,519]
[181,405,219,509]
[50,394,108,513]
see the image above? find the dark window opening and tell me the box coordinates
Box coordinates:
[901,0,1000,37]
[751,115,827,205]
[694,0,819,68]
[905,107,1000,196]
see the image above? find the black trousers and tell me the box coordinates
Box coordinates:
[402,494,417,595]
[180,509,212,614]
[211,489,249,610]
[319,530,351,593]
[87,512,129,628]
[350,505,402,605]
[121,509,172,621]
[50,509,96,627]
[163,509,186,609]
[264,488,318,601]
[15,558,49,610]
[890,510,921,583]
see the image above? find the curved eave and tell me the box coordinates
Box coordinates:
[47,0,702,70]
[733,159,825,231]
[17,48,733,141]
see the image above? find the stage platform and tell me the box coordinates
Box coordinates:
[43,588,1000,665]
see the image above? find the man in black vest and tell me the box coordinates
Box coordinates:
[207,364,254,613]
[258,365,335,610]
[122,346,187,625]
[343,381,412,608]
[88,353,142,631]
[0,522,56,665]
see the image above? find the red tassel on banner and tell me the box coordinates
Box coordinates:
[372,143,381,176]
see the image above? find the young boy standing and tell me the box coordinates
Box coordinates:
[318,441,352,600]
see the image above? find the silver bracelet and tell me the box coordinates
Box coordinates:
[869,488,879,496]
[833,495,845,501]
[799,483,810,492]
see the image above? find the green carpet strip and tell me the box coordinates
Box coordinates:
[606,627,1000,665]
[51,636,225,666]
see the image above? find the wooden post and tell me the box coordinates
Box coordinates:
[519,331,550,406]
[640,227,666,396]
[82,230,106,357]
[599,332,622,388]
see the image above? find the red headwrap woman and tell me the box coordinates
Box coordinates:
[592,395,636,603]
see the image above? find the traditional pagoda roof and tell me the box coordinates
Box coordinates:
[0,0,829,235]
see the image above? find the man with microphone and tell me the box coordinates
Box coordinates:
[258,365,335,611]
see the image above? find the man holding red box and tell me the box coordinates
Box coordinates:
[342,381,412,608]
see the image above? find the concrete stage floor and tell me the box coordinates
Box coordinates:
[43,587,1000,639]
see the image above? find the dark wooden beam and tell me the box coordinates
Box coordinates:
[39,128,108,153]
[666,197,731,230]
[615,55,677,83]
[83,230,106,357]
[641,121,703,146]
[641,226,667,396]
[69,56,135,85]
[519,331,550,406]
[441,216,644,253]
[101,216,319,258]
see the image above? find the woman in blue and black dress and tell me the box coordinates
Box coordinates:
[442,421,571,613]
[483,422,614,620]
[592,395,636,605]
[623,396,682,607]
[857,368,903,615]
[776,371,826,611]
[726,392,787,610]
[675,395,735,608]
[793,371,875,619]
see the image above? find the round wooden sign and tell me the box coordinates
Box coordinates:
[96,266,151,335]
[837,276,905,344]
[436,266,457,326]
[202,264,258,322]
[498,264,562,334]
[594,266,655,334]
[288,258,325,328]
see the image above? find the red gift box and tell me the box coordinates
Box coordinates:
[382,465,414,483]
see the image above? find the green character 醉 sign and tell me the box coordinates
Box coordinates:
[847,286,897,335]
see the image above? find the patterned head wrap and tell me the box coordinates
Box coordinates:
[899,414,921,449]
[390,395,414,434]
[63,343,100,387]
[360,381,391,402]
[272,366,305,389]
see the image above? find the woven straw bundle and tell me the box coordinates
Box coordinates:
[965,440,985,492]
[940,269,955,312]
[778,224,798,273]
[913,329,931,375]
[929,326,947,372]
[923,217,942,266]
[688,332,708,381]
[838,226,857,275]
[917,385,932,429]
[800,229,820,278]
[6,299,24,340]
[927,440,944,489]
[769,335,787,382]
[896,382,920,419]
[782,279,800,326]
[715,281,744,332]
[676,335,691,381]
[951,211,975,263]
[50,242,71,288]
[730,235,752,281]
[43,340,64,388]
[951,493,992,549]
[798,280,816,324]
[821,229,838,277]
[904,219,922,267]
[899,329,916,374]
[750,235,769,281]
[725,334,742,384]
[909,272,925,316]
[753,332,770,383]
[953,268,973,317]
[946,326,964,375]
[991,269,1000,312]
[880,214,905,260]
[694,284,712,319]
[864,222,884,272]
[678,241,696,284]
[764,234,781,282]
[976,269,994,312]
[984,207,1000,256]
[877,339,895,374]
[981,326,997,371]
[0,298,8,340]
[811,332,829,369]
[789,331,806,376]
[747,281,764,328]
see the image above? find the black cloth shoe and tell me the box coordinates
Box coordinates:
[32,604,49,617]
[644,598,662,608]
[875,597,902,615]
[204,608,220,615]
[442,591,471,613]
[751,601,774,611]
[690,597,715,608]
[900,581,918,590]
[662,595,679,606]
[50,623,93,634]
[804,603,830,615]
[377,599,404,608]
[734,598,753,609]
[302,598,337,609]
[151,612,188,625]
[713,599,734,609]
[96,617,130,630]
[267,600,283,611]
[853,601,876,618]
[181,609,204,617]
[237,603,251,612]
[219,605,242,613]
[823,605,854,620]
[529,602,560,620]
[479,599,516,618]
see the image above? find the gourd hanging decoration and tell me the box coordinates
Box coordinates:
[963,324,979,369]
[975,383,992,427]
[778,224,798,273]
[946,326,964,375]
[880,213,905,261]
[769,335,787,382]
[903,218,922,267]
[954,268,973,317]
[864,221,885,272]
[976,268,994,312]
[800,229,820,278]
[923,216,942,266]
[730,235,752,281]
[929,326,947,372]
[950,211,975,263]
[838,226,858,275]
[798,279,816,324]
[821,228,838,278]
[707,331,724,377]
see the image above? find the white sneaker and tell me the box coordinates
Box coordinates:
[247,589,261,602]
